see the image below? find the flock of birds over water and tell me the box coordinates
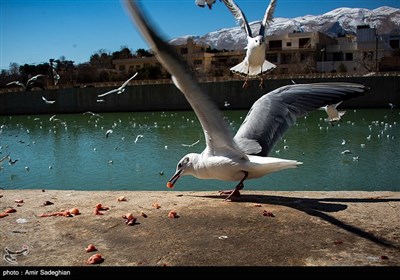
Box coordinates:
[1,0,399,197]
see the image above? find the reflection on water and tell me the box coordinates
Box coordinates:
[0,109,399,191]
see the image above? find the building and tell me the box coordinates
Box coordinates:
[112,27,400,79]
[265,31,337,74]
[318,25,399,73]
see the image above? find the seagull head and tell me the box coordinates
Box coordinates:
[166,154,197,188]
[251,35,265,47]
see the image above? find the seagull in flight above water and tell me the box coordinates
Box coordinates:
[42,96,56,104]
[98,72,138,98]
[319,101,346,126]
[6,74,48,91]
[124,0,368,201]
[221,0,277,89]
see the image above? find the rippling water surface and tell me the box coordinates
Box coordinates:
[1,109,399,191]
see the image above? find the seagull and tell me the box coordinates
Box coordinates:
[6,75,48,91]
[319,101,346,126]
[52,67,60,85]
[6,81,26,89]
[98,72,138,98]
[124,0,368,200]
[181,140,200,147]
[27,74,48,84]
[195,0,219,9]
[105,129,113,138]
[134,134,143,143]
[0,154,10,163]
[221,0,277,89]
[42,96,56,104]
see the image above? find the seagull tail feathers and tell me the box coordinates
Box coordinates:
[230,60,276,77]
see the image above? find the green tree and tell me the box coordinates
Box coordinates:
[135,48,153,57]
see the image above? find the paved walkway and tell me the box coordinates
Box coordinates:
[1,190,399,267]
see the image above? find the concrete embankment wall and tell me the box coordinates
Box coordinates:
[0,76,399,115]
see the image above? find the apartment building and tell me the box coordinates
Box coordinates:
[112,26,400,78]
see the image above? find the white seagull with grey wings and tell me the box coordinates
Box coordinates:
[222,0,277,88]
[98,72,138,98]
[124,0,368,200]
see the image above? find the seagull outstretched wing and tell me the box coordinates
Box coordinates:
[259,0,277,36]
[221,0,252,38]
[120,72,138,89]
[233,83,367,157]
[124,0,243,157]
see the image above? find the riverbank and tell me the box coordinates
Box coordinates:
[1,190,399,267]
[1,75,399,115]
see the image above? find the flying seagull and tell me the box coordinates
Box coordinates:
[42,96,56,104]
[52,67,60,85]
[6,74,48,91]
[319,101,346,126]
[6,81,26,89]
[195,0,219,9]
[221,0,277,89]
[124,0,368,200]
[98,72,138,98]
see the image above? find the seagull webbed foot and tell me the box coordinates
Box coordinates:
[219,189,241,201]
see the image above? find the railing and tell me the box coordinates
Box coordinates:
[1,72,399,94]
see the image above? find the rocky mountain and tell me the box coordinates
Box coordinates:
[170,6,400,50]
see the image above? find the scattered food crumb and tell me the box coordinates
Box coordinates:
[39,210,72,217]
[262,210,275,217]
[85,244,97,253]
[95,203,109,211]
[218,236,228,239]
[14,199,24,203]
[69,208,80,215]
[43,201,54,206]
[0,212,9,218]
[117,196,127,202]
[168,210,179,218]
[5,208,17,213]
[152,203,161,209]
[122,213,137,225]
[87,253,104,265]
[140,211,148,218]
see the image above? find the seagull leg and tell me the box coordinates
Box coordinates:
[219,171,248,201]
[242,78,249,89]
[259,77,265,89]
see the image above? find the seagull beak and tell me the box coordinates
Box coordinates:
[166,169,183,189]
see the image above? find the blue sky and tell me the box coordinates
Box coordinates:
[1,0,398,70]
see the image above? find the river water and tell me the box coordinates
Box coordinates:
[1,108,399,192]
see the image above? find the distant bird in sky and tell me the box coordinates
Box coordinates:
[124,0,367,201]
[221,0,277,89]
[97,72,138,98]
[41,96,56,104]
[320,101,346,126]
[195,0,219,9]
